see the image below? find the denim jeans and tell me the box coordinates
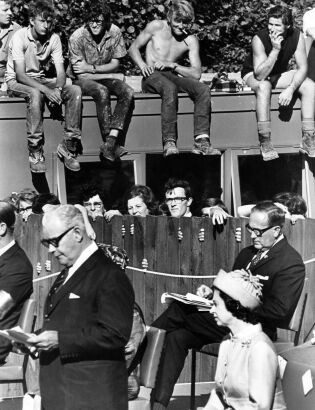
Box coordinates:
[74,78,134,142]
[7,78,82,152]
[142,71,211,143]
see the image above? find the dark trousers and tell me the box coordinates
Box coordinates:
[151,301,229,407]
[142,71,211,143]
[74,78,134,142]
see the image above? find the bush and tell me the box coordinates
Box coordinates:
[11,0,315,74]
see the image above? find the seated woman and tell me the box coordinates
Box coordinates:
[204,269,286,410]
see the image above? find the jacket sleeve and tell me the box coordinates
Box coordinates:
[254,253,305,327]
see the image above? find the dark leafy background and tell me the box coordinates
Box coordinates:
[11,0,314,74]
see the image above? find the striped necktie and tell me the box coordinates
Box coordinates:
[50,267,69,295]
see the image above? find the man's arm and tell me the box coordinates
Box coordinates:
[254,258,305,326]
[252,34,281,81]
[128,21,158,77]
[278,33,308,106]
[69,34,121,80]
[166,35,201,80]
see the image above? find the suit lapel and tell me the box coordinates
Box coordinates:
[46,248,101,316]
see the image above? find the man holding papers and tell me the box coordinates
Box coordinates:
[151,201,305,410]
[28,204,134,410]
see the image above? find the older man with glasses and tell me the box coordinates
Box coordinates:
[150,200,305,410]
[28,204,134,410]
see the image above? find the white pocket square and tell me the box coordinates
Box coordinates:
[69,293,80,299]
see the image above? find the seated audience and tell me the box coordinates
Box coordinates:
[129,0,220,157]
[68,0,134,162]
[0,0,20,88]
[5,0,83,173]
[203,269,286,410]
[0,201,33,364]
[241,5,315,160]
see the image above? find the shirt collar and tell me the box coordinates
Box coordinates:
[64,241,98,282]
[0,22,17,40]
[0,239,15,257]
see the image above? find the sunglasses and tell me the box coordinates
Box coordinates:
[41,226,75,248]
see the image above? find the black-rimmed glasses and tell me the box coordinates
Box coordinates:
[41,226,75,248]
[245,223,277,237]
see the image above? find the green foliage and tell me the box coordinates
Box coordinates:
[11,0,315,74]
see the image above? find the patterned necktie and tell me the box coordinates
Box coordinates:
[250,250,263,268]
[50,267,69,296]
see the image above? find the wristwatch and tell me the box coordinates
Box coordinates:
[92,64,96,74]
[172,64,178,73]
[55,86,63,92]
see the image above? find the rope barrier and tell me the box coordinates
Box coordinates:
[33,256,315,283]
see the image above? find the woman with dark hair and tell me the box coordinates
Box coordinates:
[204,269,286,410]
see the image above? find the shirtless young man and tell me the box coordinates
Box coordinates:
[129,0,220,157]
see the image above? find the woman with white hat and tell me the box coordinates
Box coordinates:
[204,269,286,410]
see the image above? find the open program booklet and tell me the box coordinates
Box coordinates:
[161,292,213,310]
[0,326,33,346]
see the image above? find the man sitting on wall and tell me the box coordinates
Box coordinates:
[150,201,305,409]
[0,0,20,88]
[5,0,83,173]
[68,0,134,162]
[129,0,220,157]
[242,5,315,161]
[0,201,33,364]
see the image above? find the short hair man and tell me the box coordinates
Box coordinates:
[0,201,33,364]
[164,177,193,217]
[242,5,315,160]
[0,0,20,86]
[28,205,134,410]
[129,0,220,157]
[68,0,134,162]
[5,0,83,173]
[151,201,305,409]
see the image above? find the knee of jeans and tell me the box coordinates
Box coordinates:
[28,88,42,104]
[70,84,82,97]
[161,85,178,104]
[123,86,134,101]
[196,84,211,100]
[94,85,109,102]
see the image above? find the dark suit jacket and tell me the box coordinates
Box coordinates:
[0,242,33,362]
[233,236,305,338]
[39,248,135,410]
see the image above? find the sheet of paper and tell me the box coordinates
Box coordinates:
[277,355,287,379]
[302,369,313,396]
